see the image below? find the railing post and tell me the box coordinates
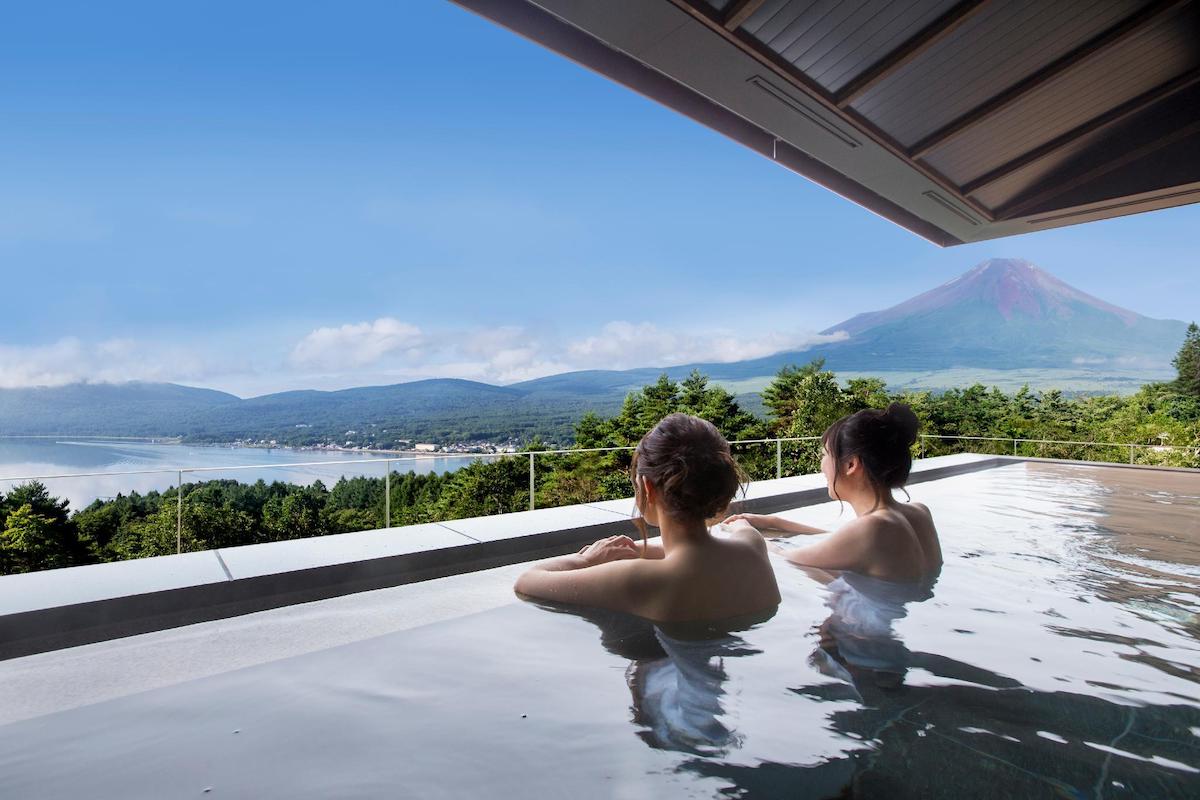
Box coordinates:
[775,439,782,479]
[1129,444,1135,465]
[176,470,183,555]
[920,435,926,459]
[1013,438,1018,456]
[529,452,536,511]
[385,460,391,529]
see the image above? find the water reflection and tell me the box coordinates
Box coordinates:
[532,602,773,756]
[808,568,936,698]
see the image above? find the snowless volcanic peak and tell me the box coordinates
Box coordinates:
[824,259,1140,337]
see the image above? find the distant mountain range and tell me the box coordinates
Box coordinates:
[0,259,1187,442]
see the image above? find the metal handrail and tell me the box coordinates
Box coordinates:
[3,434,1194,554]
[919,434,1194,450]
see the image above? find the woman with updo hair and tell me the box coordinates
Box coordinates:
[515,413,780,622]
[725,402,941,582]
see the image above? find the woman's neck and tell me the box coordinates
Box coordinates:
[843,487,893,518]
[659,516,710,554]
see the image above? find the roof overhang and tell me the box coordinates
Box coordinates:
[450,0,1200,246]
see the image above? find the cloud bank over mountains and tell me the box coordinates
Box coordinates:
[291,317,844,387]
[0,317,842,395]
[0,337,229,391]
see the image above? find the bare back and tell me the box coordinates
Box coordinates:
[636,528,780,622]
[853,502,940,581]
[893,502,941,574]
[775,500,941,582]
[515,526,780,624]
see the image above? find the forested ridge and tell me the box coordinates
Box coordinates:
[3,323,1197,576]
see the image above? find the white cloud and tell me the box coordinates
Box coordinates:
[565,321,846,370]
[0,337,230,389]
[289,318,424,370]
[0,318,840,394]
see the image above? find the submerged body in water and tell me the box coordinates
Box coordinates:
[536,602,774,756]
[811,570,936,695]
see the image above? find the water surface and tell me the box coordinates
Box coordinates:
[0,438,481,511]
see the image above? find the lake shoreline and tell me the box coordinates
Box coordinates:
[1,436,512,460]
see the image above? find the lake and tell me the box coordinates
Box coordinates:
[0,439,484,513]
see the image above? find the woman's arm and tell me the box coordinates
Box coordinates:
[723,512,827,536]
[514,535,655,613]
[780,519,875,572]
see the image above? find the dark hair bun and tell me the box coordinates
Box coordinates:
[821,403,922,495]
[632,413,745,522]
[883,402,919,447]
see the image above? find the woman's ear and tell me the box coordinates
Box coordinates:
[843,454,862,477]
[639,476,656,506]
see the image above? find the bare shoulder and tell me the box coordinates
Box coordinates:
[899,501,934,524]
[721,521,771,553]
[831,513,887,541]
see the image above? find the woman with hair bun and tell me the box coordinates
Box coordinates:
[725,403,941,582]
[515,413,780,623]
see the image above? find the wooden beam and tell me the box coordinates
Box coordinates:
[998,118,1200,219]
[910,0,1190,159]
[835,0,989,108]
[962,68,1200,196]
[722,0,767,31]
[666,0,996,222]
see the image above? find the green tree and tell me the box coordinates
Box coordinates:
[1,504,66,573]
[263,492,323,541]
[0,482,86,572]
[435,457,530,519]
[761,359,826,434]
[1174,322,1200,398]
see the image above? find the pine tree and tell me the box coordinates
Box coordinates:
[1174,322,1200,397]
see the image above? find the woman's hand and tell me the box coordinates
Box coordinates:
[722,513,774,529]
[577,535,640,566]
[724,513,826,536]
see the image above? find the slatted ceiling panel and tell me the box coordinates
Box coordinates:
[969,127,1117,210]
[810,0,961,93]
[741,0,822,44]
[1041,133,1200,213]
[975,83,1200,212]
[752,0,874,72]
[851,0,1148,146]
[739,0,963,93]
[923,5,1200,186]
[864,0,1147,145]
[775,0,889,68]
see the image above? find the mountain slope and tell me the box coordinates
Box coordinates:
[808,258,1186,370]
[0,382,240,436]
[0,378,621,442]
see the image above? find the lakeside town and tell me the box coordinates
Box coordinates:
[230,430,525,457]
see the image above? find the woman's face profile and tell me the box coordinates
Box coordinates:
[820,444,838,499]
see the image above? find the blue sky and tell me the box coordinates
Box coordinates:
[2,1,1197,396]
